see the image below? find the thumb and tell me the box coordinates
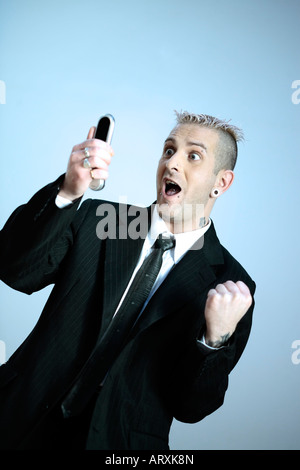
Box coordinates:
[87,126,96,139]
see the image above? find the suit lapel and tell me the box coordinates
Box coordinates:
[99,202,224,337]
[131,221,224,334]
[100,203,150,333]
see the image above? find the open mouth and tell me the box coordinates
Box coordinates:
[164,179,182,196]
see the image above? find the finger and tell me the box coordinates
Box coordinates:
[215,284,228,295]
[87,126,96,139]
[223,280,240,294]
[84,156,109,171]
[90,168,109,180]
[234,281,253,310]
[73,139,114,156]
[72,147,113,164]
[236,280,252,297]
[207,288,218,297]
[89,148,112,165]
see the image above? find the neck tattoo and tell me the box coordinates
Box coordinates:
[199,217,207,228]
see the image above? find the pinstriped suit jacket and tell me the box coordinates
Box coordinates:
[0,175,255,450]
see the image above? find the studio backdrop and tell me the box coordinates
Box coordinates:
[0,0,299,450]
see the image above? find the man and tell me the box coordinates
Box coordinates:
[0,111,255,450]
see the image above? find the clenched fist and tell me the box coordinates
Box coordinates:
[59,127,114,200]
[204,280,252,348]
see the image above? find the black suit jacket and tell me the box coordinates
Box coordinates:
[0,176,255,450]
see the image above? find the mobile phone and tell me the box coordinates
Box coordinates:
[89,114,115,191]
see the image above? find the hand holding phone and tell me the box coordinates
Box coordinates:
[58,114,115,200]
[89,114,115,191]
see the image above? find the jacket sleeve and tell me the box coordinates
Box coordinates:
[0,175,88,294]
[170,285,255,424]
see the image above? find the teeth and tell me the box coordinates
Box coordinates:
[164,179,181,196]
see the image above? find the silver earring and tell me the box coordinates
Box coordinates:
[212,188,219,197]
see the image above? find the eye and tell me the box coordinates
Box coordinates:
[164,147,175,158]
[189,152,201,161]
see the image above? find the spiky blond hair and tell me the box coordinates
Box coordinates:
[175,110,244,172]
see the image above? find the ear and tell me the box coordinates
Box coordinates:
[211,169,234,197]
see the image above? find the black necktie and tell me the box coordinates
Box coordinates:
[61,233,175,418]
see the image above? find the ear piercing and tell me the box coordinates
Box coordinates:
[211,188,220,197]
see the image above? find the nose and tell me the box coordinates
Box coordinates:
[165,151,183,172]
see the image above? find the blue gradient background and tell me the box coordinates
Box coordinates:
[0,0,299,450]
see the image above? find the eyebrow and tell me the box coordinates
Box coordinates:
[164,137,207,153]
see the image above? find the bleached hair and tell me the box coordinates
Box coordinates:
[175,110,244,172]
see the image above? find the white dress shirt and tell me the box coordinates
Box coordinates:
[115,205,211,315]
[55,196,217,349]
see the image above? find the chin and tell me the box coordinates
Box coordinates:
[156,201,184,229]
[158,198,206,233]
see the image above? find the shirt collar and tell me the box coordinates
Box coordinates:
[146,205,211,264]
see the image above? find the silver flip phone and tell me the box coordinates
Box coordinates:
[89,114,115,191]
